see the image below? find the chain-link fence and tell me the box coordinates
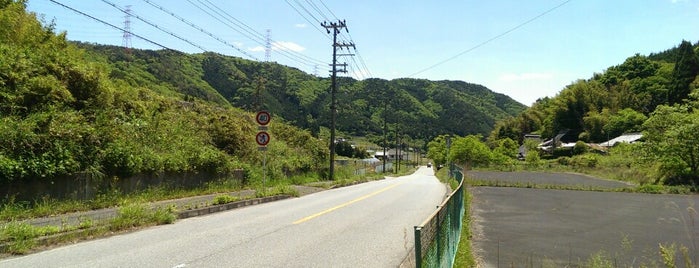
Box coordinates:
[414,164,465,268]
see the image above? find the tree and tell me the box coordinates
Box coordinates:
[668,40,699,105]
[492,138,518,159]
[642,105,699,185]
[603,108,647,138]
[449,135,492,168]
[334,141,354,158]
[426,135,448,167]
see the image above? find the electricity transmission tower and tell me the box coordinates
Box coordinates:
[321,20,354,180]
[265,29,272,62]
[122,5,132,54]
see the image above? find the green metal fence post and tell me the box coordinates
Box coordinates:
[414,226,422,268]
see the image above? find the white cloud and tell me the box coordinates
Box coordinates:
[248,41,306,53]
[248,46,265,52]
[294,23,307,28]
[498,72,554,82]
[272,41,306,52]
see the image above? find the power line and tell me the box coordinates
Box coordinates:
[317,0,339,24]
[189,0,328,68]
[102,0,208,52]
[198,0,327,66]
[298,0,372,78]
[141,0,259,60]
[284,0,332,39]
[192,0,266,44]
[293,0,322,24]
[304,0,330,21]
[48,0,173,50]
[408,0,574,78]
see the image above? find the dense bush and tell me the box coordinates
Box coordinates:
[0,1,328,192]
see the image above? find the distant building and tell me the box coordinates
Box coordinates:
[518,134,542,159]
[600,132,643,147]
[374,148,409,161]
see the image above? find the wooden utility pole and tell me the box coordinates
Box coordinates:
[321,20,354,180]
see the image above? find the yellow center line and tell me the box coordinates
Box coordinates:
[292,181,407,224]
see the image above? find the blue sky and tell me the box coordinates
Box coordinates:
[26,0,699,106]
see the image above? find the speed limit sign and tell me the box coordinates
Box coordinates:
[256,111,271,126]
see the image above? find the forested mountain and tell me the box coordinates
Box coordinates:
[76,44,526,143]
[0,0,524,189]
[490,40,699,144]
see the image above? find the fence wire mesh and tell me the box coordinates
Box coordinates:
[414,164,465,268]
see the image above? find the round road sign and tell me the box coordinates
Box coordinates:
[256,131,270,146]
[256,111,271,125]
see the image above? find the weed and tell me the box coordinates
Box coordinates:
[110,203,150,231]
[152,206,176,225]
[1,222,39,254]
[255,185,299,198]
[78,216,94,229]
[0,195,29,221]
[289,173,321,185]
[109,203,176,231]
[213,194,238,205]
[586,250,614,268]
[659,243,677,268]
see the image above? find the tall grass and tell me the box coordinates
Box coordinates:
[0,222,63,254]
[109,203,175,231]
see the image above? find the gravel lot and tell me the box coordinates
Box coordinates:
[468,171,699,267]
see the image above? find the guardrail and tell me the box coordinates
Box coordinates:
[414,164,465,268]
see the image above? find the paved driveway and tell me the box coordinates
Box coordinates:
[468,171,699,267]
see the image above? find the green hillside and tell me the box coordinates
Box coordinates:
[0,0,524,198]
[491,41,699,143]
[0,1,326,192]
[75,44,526,143]
[487,40,699,185]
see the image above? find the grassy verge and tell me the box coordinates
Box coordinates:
[0,202,177,255]
[454,188,475,267]
[434,167,476,267]
[468,177,695,195]
[0,177,247,222]
[481,154,699,194]
[0,166,391,255]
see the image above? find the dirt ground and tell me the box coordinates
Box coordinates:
[467,171,699,267]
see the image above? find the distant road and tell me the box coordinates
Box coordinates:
[1,167,446,268]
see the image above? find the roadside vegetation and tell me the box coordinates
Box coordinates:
[0,161,387,255]
[433,167,476,268]
[427,39,699,265]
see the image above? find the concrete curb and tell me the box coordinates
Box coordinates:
[176,195,292,219]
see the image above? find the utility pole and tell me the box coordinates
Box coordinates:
[383,99,387,173]
[322,20,354,180]
[395,125,400,174]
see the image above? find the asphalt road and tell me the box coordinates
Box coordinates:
[0,167,446,268]
[469,172,699,267]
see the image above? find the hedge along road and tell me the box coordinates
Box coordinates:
[468,171,699,267]
[0,167,446,268]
